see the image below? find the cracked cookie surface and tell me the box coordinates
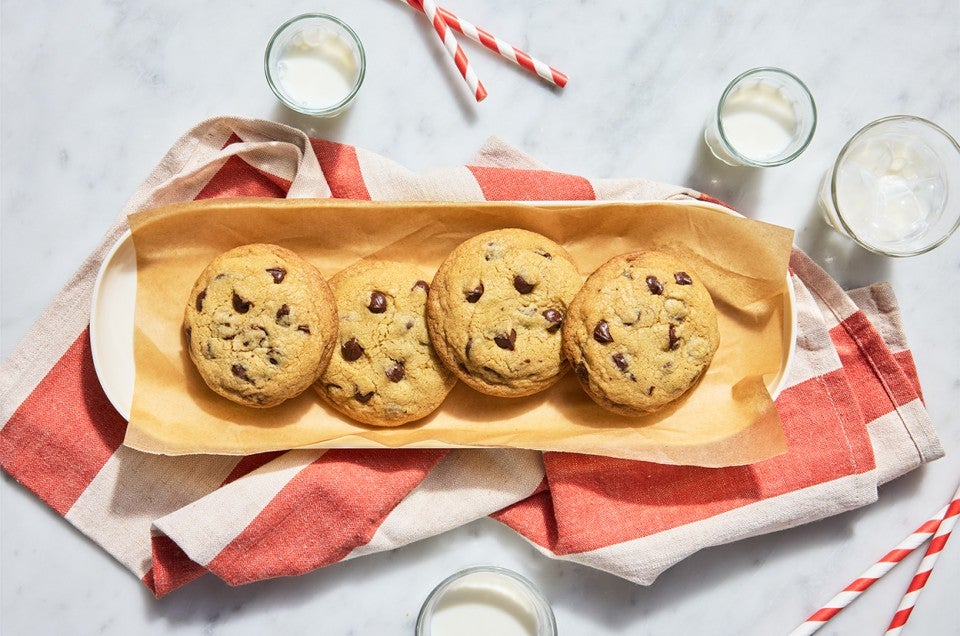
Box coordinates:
[183,244,337,408]
[562,250,719,415]
[427,228,582,397]
[316,260,456,426]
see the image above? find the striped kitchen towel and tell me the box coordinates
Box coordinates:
[0,116,943,597]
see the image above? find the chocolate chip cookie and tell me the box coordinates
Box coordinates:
[183,244,337,408]
[427,228,582,397]
[562,251,720,415]
[316,260,456,426]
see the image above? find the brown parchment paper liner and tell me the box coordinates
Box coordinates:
[123,198,795,466]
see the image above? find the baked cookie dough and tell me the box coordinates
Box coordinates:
[183,243,337,408]
[316,260,456,426]
[562,251,719,415]
[427,228,582,397]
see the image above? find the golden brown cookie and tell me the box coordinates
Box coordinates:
[183,244,337,408]
[427,228,582,397]
[316,260,456,426]
[562,251,719,415]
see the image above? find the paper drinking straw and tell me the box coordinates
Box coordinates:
[885,482,960,635]
[417,0,487,101]
[401,0,568,87]
[788,505,948,636]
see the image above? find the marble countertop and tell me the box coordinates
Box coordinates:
[2,1,958,634]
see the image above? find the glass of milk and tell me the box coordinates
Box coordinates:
[818,115,960,256]
[416,566,557,636]
[264,14,365,117]
[704,67,817,167]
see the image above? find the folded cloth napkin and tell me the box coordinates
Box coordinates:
[0,116,943,597]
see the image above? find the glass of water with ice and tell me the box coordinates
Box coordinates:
[819,115,960,256]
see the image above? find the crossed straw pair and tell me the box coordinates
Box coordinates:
[792,480,960,635]
[400,0,568,101]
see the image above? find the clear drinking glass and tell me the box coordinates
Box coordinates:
[704,67,817,167]
[264,14,366,117]
[818,115,960,257]
[416,566,557,636]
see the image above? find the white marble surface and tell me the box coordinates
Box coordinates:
[2,1,958,634]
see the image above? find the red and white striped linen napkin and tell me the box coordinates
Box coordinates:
[0,116,943,597]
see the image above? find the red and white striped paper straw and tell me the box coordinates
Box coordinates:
[402,0,568,88]
[788,505,948,636]
[418,0,487,101]
[885,482,960,635]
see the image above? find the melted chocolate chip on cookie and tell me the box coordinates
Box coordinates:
[465,283,484,303]
[593,320,613,343]
[266,267,286,283]
[494,329,517,351]
[368,291,387,313]
[674,271,693,285]
[231,364,254,384]
[646,276,664,295]
[232,292,252,313]
[542,308,563,332]
[341,337,364,361]
[513,275,535,294]
[386,361,406,382]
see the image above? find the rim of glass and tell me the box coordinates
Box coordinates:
[415,566,558,636]
[829,114,960,257]
[715,66,818,168]
[263,13,366,116]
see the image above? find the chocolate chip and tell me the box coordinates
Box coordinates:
[269,356,279,365]
[647,386,655,395]
[612,352,629,372]
[232,292,252,313]
[405,320,414,330]
[195,289,207,312]
[513,275,535,294]
[297,325,311,335]
[494,329,517,351]
[184,327,192,344]
[276,304,290,325]
[354,389,374,403]
[674,271,693,285]
[668,324,680,350]
[368,291,387,313]
[646,276,663,295]
[412,280,430,293]
[465,338,473,358]
[535,248,552,259]
[542,308,563,332]
[386,361,405,382]
[465,283,484,303]
[231,364,254,384]
[341,337,364,361]
[593,320,613,343]
[266,267,286,283]
[575,361,589,383]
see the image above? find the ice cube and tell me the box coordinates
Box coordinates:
[911,177,947,226]
[873,176,927,242]
[846,138,892,176]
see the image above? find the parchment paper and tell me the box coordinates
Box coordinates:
[123,198,794,466]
